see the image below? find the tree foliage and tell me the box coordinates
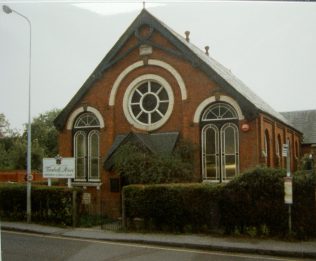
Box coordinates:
[0,113,13,137]
[113,140,194,184]
[0,109,60,170]
[28,108,60,157]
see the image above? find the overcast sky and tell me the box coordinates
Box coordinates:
[1,0,316,132]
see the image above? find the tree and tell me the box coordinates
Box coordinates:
[23,108,61,158]
[0,113,11,138]
[0,109,60,171]
[0,113,19,169]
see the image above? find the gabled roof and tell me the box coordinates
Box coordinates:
[103,131,179,170]
[54,8,293,130]
[281,110,316,144]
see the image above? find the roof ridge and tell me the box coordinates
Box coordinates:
[55,8,297,131]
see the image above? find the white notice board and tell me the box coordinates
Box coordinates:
[43,158,75,179]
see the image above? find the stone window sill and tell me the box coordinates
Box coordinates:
[71,181,102,190]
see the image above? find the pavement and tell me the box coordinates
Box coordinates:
[1,221,316,259]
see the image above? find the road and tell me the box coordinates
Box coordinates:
[0,230,307,261]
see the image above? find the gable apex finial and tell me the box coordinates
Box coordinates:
[143,1,146,9]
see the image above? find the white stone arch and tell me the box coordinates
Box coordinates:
[109,59,187,106]
[193,95,244,123]
[66,106,105,130]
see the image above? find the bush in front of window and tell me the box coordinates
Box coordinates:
[113,141,194,184]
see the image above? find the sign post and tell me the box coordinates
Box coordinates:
[283,141,292,234]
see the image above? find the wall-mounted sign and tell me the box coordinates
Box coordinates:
[82,192,91,205]
[282,144,289,157]
[43,157,75,179]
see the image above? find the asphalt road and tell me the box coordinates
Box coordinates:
[1,231,307,261]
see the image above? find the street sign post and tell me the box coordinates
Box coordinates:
[283,140,292,234]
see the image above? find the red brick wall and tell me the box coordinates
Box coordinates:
[0,170,45,183]
[239,118,259,173]
[260,113,301,172]
[57,28,302,218]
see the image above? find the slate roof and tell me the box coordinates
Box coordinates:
[157,18,292,126]
[103,132,179,170]
[54,8,295,130]
[281,110,316,144]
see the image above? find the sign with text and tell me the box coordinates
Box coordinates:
[43,158,75,178]
[284,177,293,204]
[282,144,289,157]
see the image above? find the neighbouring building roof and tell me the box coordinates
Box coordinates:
[54,9,295,130]
[103,132,179,170]
[281,110,316,144]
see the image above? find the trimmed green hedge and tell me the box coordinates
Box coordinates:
[292,171,316,238]
[0,183,82,226]
[219,168,288,235]
[124,168,316,237]
[125,183,222,232]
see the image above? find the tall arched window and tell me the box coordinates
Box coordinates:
[221,123,239,180]
[295,140,299,159]
[74,112,100,181]
[276,134,282,168]
[201,102,239,182]
[286,138,291,171]
[264,130,271,167]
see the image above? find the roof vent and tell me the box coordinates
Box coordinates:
[185,31,190,42]
[205,46,209,56]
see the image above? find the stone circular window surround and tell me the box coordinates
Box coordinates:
[123,74,174,131]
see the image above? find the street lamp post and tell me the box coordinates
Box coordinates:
[3,4,32,223]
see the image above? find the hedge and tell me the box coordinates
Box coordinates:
[124,183,222,232]
[292,171,316,238]
[0,183,82,226]
[124,167,316,237]
[219,168,288,235]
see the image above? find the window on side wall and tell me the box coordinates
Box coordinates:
[263,130,271,167]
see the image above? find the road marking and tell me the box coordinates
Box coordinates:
[2,230,300,261]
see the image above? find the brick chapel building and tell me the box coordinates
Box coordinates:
[54,9,302,217]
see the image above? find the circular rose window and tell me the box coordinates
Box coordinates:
[123,74,174,131]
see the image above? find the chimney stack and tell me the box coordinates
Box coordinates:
[205,46,209,56]
[185,31,190,42]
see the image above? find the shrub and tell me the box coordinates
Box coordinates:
[292,171,316,238]
[114,142,194,184]
[124,167,316,238]
[219,167,288,235]
[0,183,82,226]
[124,183,222,232]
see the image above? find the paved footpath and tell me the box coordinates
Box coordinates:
[1,221,316,259]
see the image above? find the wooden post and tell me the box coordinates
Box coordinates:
[286,140,292,235]
[122,187,126,229]
[72,190,77,228]
[97,185,101,228]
